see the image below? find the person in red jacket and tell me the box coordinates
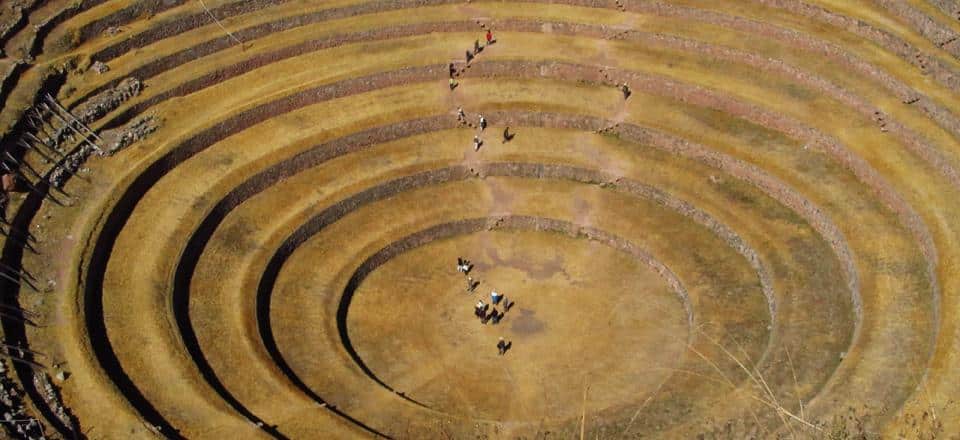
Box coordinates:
[486,29,494,44]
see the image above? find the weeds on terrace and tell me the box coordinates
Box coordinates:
[683,330,950,440]
[819,405,945,440]
[51,28,80,55]
[824,406,872,440]
[894,404,950,440]
[691,390,948,439]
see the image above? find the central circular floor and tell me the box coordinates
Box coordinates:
[347,229,689,422]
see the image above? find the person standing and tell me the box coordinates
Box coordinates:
[479,114,487,130]
[486,29,493,45]
[491,290,503,305]
[497,337,509,355]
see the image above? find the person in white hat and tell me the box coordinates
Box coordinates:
[457,257,473,273]
[475,300,487,318]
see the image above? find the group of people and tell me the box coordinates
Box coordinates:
[455,108,515,151]
[444,30,517,356]
[449,29,495,90]
[456,257,513,355]
[474,289,513,324]
[448,29,502,152]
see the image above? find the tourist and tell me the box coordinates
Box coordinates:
[502,126,514,143]
[491,309,503,324]
[491,290,503,305]
[474,39,482,54]
[474,135,483,151]
[466,50,474,63]
[475,300,487,317]
[497,337,510,355]
[486,29,494,45]
[486,308,500,323]
[449,78,458,90]
[449,62,456,78]
[457,106,466,121]
[466,276,478,292]
[621,83,631,99]
[479,114,487,130]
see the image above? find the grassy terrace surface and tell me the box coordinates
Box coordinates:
[0,0,957,438]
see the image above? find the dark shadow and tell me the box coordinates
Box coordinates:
[0,74,82,440]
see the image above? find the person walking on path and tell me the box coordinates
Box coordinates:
[474,135,483,151]
[481,308,493,324]
[449,77,458,90]
[475,300,487,317]
[502,126,514,143]
[466,50,474,63]
[474,39,482,54]
[497,337,510,355]
[486,29,494,45]
[478,114,487,131]
[449,62,456,78]
[457,106,466,121]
